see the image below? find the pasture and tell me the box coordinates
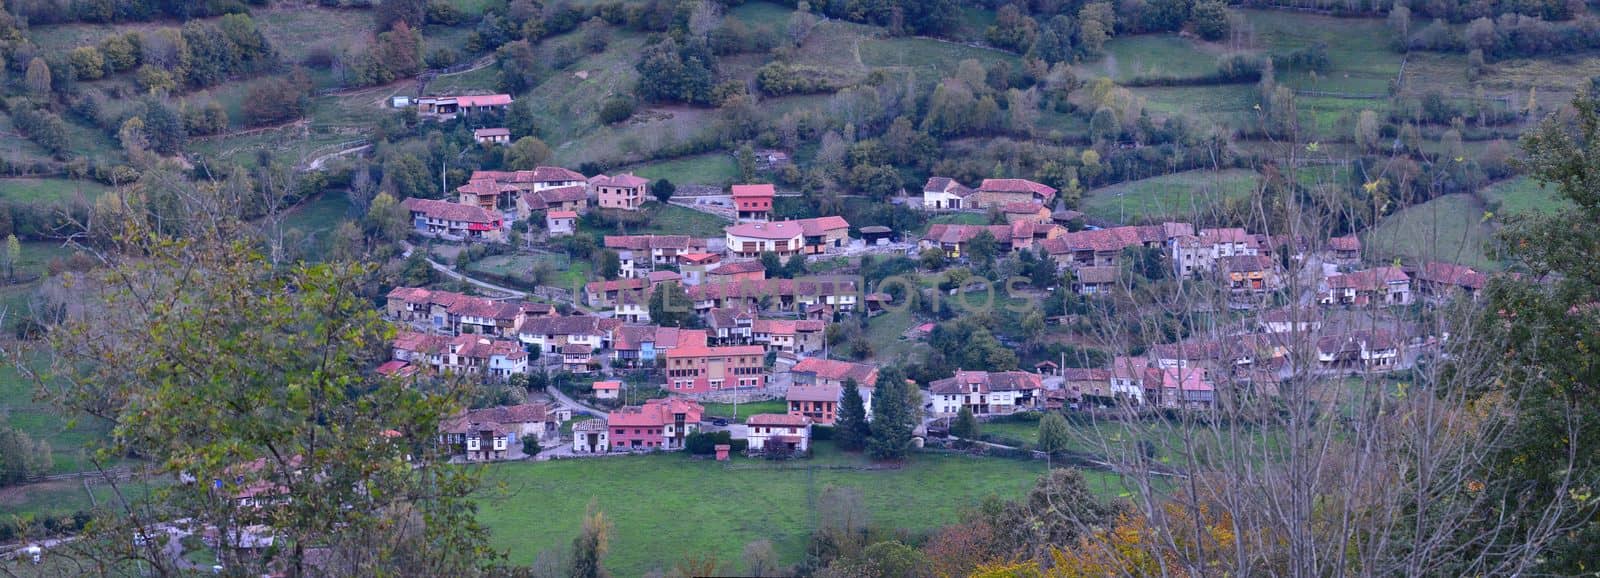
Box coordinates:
[0,179,110,205]
[477,445,1107,575]
[1364,193,1500,270]
[1480,176,1569,218]
[1081,169,1260,224]
[631,153,740,188]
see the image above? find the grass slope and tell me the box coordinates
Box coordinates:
[1364,193,1500,270]
[1081,169,1260,224]
[1481,175,1570,218]
[477,445,1103,575]
[0,178,110,205]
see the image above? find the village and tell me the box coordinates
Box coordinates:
[369,93,1490,467]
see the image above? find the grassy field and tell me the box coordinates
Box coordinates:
[0,348,113,474]
[630,153,741,188]
[1480,176,1569,218]
[1240,10,1400,94]
[1092,35,1228,82]
[1132,84,1256,129]
[254,6,388,66]
[466,253,590,293]
[0,179,111,205]
[477,445,1110,575]
[859,37,1022,77]
[426,65,501,95]
[728,1,793,27]
[283,192,355,237]
[700,399,789,421]
[1081,168,1260,223]
[0,476,163,521]
[1364,193,1500,270]
[632,202,731,238]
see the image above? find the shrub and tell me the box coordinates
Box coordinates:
[598,96,636,124]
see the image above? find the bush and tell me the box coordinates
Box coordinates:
[522,436,542,456]
[598,96,636,124]
[686,430,733,455]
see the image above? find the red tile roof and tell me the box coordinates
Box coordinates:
[923,177,975,198]
[400,198,499,223]
[731,184,776,198]
[786,384,841,403]
[454,94,513,107]
[748,413,812,427]
[608,398,704,427]
[978,178,1056,201]
[726,221,804,240]
[791,358,879,385]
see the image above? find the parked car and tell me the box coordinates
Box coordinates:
[711,418,729,426]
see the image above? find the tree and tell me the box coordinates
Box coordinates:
[376,0,427,31]
[836,378,871,451]
[1191,0,1230,41]
[598,96,635,124]
[741,539,781,576]
[1466,93,1600,573]
[32,208,499,575]
[737,144,758,183]
[506,136,553,169]
[648,281,693,327]
[652,179,676,203]
[920,247,948,270]
[951,406,980,439]
[2,234,18,281]
[24,58,51,97]
[1355,109,1381,152]
[0,427,51,485]
[1036,412,1070,453]
[598,250,621,280]
[867,366,917,461]
[570,503,612,578]
[784,253,808,277]
[965,230,998,269]
[143,99,186,155]
[759,251,784,278]
[69,46,105,80]
[364,192,411,242]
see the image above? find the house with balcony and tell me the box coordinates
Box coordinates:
[726,221,806,258]
[786,384,840,425]
[731,184,774,221]
[663,330,767,393]
[608,398,704,450]
[928,370,1045,417]
[968,178,1057,209]
[572,419,610,453]
[400,198,504,242]
[1320,267,1411,307]
[746,414,812,455]
[922,177,975,210]
[591,173,651,211]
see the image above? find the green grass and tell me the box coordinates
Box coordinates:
[632,202,731,238]
[0,349,114,474]
[0,179,110,205]
[0,477,163,521]
[1240,9,1401,94]
[281,191,356,254]
[255,6,390,66]
[861,307,925,362]
[1081,168,1260,224]
[1092,35,1229,82]
[467,253,591,293]
[1481,176,1570,218]
[630,153,740,188]
[859,37,1022,77]
[1132,83,1257,129]
[1364,193,1500,270]
[426,65,502,96]
[700,399,788,421]
[728,1,794,28]
[477,445,1113,575]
